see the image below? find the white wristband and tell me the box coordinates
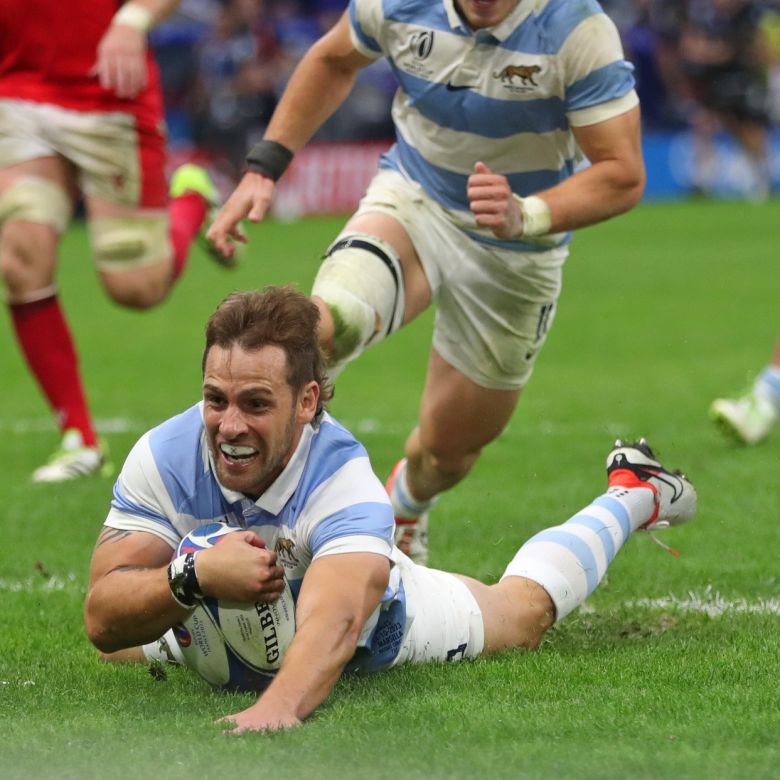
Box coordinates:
[113,2,153,31]
[513,194,552,238]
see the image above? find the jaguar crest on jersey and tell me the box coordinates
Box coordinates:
[275,537,300,565]
[493,64,542,87]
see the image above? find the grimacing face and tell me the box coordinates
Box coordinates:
[202,344,318,498]
[454,0,520,29]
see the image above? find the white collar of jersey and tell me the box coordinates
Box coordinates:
[443,0,544,41]
[208,421,316,515]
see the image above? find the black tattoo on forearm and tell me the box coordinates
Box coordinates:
[97,528,132,547]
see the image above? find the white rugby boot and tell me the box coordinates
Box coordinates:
[710,392,778,445]
[606,438,697,535]
[32,429,112,483]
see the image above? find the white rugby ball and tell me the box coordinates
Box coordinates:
[171,523,296,692]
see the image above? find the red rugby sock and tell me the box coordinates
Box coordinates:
[168,192,207,281]
[9,295,97,446]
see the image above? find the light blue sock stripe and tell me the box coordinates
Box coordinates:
[758,367,780,408]
[393,464,431,516]
[394,471,417,516]
[567,514,617,564]
[526,529,599,596]
[593,495,632,537]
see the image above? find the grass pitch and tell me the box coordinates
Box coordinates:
[1,199,779,779]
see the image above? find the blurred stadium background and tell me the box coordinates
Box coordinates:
[156,0,780,207]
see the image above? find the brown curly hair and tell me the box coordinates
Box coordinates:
[203,286,334,415]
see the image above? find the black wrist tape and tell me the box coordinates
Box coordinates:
[167,552,203,608]
[245,139,294,181]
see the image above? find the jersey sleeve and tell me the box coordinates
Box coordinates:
[561,12,639,127]
[348,0,385,59]
[104,432,180,550]
[296,454,395,560]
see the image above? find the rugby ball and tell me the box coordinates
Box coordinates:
[171,523,296,692]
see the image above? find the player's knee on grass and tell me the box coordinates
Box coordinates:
[91,215,173,309]
[312,234,405,378]
[488,577,555,652]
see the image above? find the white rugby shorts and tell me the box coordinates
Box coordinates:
[352,168,567,390]
[0,98,166,208]
[392,551,485,665]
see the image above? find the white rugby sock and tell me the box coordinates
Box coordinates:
[755,366,780,413]
[389,459,435,518]
[501,487,655,622]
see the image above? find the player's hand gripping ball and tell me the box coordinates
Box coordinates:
[172,523,296,692]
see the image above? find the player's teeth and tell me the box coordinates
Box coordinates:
[220,444,256,457]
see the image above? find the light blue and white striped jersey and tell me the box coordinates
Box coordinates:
[105,402,404,671]
[349,0,638,251]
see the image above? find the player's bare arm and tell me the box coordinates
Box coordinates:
[222,552,391,734]
[85,528,187,651]
[206,12,374,258]
[93,0,181,99]
[540,106,645,232]
[261,13,373,155]
[467,108,644,240]
[85,527,284,652]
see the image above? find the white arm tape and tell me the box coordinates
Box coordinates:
[113,2,154,31]
[513,194,552,238]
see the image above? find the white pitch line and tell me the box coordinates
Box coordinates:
[0,417,144,434]
[0,573,82,593]
[0,416,412,436]
[2,577,778,617]
[624,591,780,617]
[0,415,639,440]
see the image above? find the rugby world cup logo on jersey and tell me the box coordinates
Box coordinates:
[410,30,434,60]
[401,30,436,77]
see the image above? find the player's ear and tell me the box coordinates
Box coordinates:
[297,381,320,423]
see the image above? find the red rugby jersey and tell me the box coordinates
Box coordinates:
[0,0,163,123]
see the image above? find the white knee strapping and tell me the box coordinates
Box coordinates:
[0,176,72,233]
[312,234,405,373]
[89,214,171,271]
